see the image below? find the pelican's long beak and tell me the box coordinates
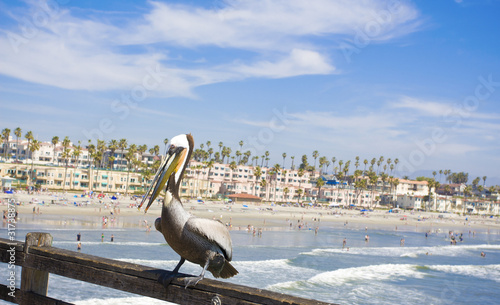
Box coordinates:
[138,146,185,213]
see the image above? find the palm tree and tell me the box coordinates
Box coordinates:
[378,156,384,173]
[243,150,251,165]
[229,161,237,194]
[108,139,118,169]
[1,128,10,161]
[260,179,268,201]
[296,188,303,204]
[482,176,487,187]
[316,177,325,203]
[297,167,305,199]
[290,156,295,170]
[319,156,327,174]
[312,150,319,176]
[87,143,96,192]
[124,144,137,195]
[368,172,378,208]
[204,160,214,198]
[271,164,281,202]
[283,187,290,202]
[265,151,270,167]
[51,136,59,165]
[254,166,262,197]
[235,150,241,164]
[282,152,287,168]
[61,136,71,191]
[96,139,106,168]
[28,139,40,188]
[391,178,399,207]
[208,147,214,161]
[14,127,21,162]
[72,142,82,168]
[239,140,243,151]
[218,142,223,155]
[24,131,33,165]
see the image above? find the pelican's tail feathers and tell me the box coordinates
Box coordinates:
[219,261,238,279]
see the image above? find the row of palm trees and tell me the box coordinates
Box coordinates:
[2,127,497,204]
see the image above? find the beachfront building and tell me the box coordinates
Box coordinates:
[436,183,466,196]
[396,194,424,210]
[0,137,92,167]
[180,161,382,207]
[0,163,145,193]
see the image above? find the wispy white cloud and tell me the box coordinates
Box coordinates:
[391,96,453,117]
[229,49,335,78]
[0,101,79,117]
[122,0,421,49]
[0,0,421,96]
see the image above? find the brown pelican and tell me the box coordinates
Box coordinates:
[139,134,238,287]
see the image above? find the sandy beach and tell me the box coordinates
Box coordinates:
[3,191,499,235]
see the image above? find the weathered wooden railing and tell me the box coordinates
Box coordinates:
[0,233,334,305]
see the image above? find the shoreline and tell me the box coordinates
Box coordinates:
[2,191,500,234]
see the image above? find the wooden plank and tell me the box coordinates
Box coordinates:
[0,238,24,264]
[0,237,334,305]
[22,249,259,305]
[20,232,53,302]
[0,284,74,305]
[27,246,332,305]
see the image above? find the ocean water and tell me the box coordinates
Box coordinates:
[1,219,500,305]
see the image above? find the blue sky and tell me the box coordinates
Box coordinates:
[0,0,499,183]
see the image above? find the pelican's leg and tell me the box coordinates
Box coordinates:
[158,257,185,288]
[184,259,209,288]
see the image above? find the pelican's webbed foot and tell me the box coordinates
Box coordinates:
[158,257,185,288]
[183,274,204,288]
[183,259,209,288]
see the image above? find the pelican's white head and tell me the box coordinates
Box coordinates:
[138,134,194,212]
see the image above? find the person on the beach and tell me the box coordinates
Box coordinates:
[77,232,81,241]
[111,234,114,242]
[342,238,347,249]
[400,238,405,246]
[77,242,81,251]
[365,235,369,242]
[481,251,486,257]
[101,233,104,242]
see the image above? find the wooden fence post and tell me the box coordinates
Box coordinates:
[20,233,53,298]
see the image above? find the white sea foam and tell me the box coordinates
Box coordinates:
[308,264,424,286]
[267,264,444,305]
[428,264,500,283]
[302,244,500,258]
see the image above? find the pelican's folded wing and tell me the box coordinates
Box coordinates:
[185,217,233,261]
